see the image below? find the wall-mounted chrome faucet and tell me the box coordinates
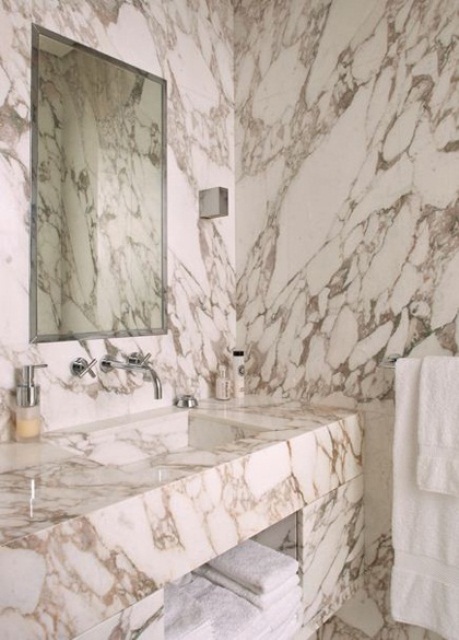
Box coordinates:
[70,357,97,378]
[100,352,162,399]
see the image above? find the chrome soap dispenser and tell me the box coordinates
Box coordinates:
[15,364,47,442]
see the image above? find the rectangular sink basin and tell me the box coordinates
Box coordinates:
[44,409,268,467]
[188,415,264,451]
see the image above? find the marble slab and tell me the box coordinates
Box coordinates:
[0,399,362,639]
[75,590,164,640]
[45,408,189,466]
[296,476,365,638]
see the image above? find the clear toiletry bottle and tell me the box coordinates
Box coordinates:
[232,349,245,398]
[15,364,48,443]
[216,365,231,400]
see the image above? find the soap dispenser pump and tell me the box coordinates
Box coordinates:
[15,364,48,442]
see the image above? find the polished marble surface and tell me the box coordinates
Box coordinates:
[0,398,362,639]
[0,398,361,547]
[235,1,459,638]
[0,0,235,441]
[296,476,364,638]
[75,590,163,640]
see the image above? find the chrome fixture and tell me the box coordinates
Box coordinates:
[174,394,198,409]
[380,353,402,369]
[70,357,97,378]
[100,352,162,399]
[199,187,228,219]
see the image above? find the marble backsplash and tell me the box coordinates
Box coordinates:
[0,0,235,439]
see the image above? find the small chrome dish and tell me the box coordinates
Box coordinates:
[174,394,199,409]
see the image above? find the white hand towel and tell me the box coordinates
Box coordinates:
[185,575,271,640]
[165,584,214,640]
[417,356,459,495]
[194,564,299,609]
[391,358,459,640]
[207,539,299,594]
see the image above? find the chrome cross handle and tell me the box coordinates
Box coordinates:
[70,357,97,378]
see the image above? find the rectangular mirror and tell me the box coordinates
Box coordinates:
[30,25,167,342]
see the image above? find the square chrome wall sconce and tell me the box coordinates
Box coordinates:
[199,187,229,219]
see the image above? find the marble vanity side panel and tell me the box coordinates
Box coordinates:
[75,590,164,640]
[294,475,365,639]
[290,413,363,504]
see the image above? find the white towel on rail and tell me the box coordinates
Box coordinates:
[207,539,299,594]
[391,358,459,640]
[417,356,459,496]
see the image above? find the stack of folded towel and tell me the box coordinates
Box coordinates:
[195,539,302,639]
[165,576,214,640]
[165,540,301,640]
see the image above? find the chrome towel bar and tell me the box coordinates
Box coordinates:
[380,353,402,369]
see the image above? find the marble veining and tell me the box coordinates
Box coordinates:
[0,0,235,440]
[235,1,459,638]
[75,590,163,640]
[0,399,362,639]
[1,0,456,637]
[297,476,364,637]
[236,0,459,404]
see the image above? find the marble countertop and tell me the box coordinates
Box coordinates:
[0,396,363,639]
[0,397,361,547]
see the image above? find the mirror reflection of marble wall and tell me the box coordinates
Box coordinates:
[33,28,166,341]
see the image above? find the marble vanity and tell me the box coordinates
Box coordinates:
[0,398,364,639]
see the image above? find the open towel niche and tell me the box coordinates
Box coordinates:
[164,515,301,640]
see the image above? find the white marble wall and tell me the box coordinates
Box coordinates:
[0,0,235,439]
[235,0,459,638]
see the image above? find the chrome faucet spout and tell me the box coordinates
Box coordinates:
[142,363,162,399]
[100,354,162,399]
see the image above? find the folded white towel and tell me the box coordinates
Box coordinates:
[207,540,299,594]
[165,583,214,640]
[185,575,271,640]
[266,613,301,640]
[264,585,302,631]
[391,358,459,639]
[194,564,299,609]
[417,356,459,496]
